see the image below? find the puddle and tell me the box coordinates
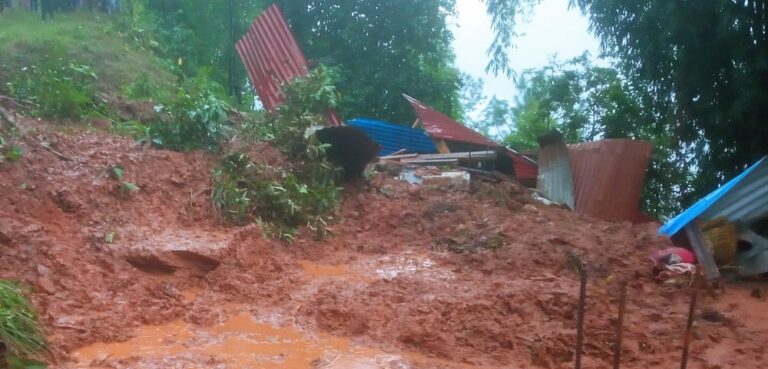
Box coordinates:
[299,255,454,283]
[71,311,402,369]
[374,253,454,281]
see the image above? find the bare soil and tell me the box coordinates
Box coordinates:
[1,118,766,369]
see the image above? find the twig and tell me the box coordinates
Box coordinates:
[612,282,627,369]
[575,264,587,369]
[0,106,17,130]
[40,142,74,162]
[681,270,701,369]
[0,95,34,107]
[53,323,88,332]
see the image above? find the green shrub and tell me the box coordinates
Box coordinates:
[0,281,47,366]
[143,77,234,152]
[8,59,98,119]
[122,72,155,100]
[0,137,23,164]
[212,152,341,241]
[213,66,343,240]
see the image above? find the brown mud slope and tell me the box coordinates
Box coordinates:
[1,118,767,369]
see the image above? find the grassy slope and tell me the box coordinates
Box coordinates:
[0,10,174,96]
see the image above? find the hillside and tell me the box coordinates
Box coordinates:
[0,11,175,102]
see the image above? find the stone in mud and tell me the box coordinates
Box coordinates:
[51,188,81,213]
[125,250,221,276]
[0,229,11,244]
[36,277,57,294]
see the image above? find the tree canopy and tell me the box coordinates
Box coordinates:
[505,54,685,217]
[276,0,462,123]
[484,0,768,205]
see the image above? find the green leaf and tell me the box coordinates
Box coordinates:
[111,166,124,179]
[121,182,140,193]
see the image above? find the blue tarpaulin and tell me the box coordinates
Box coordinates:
[348,118,437,156]
[660,156,768,236]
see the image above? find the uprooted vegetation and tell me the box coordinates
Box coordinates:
[212,66,344,240]
[1,9,347,242]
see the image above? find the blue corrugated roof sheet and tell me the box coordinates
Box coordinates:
[660,156,768,236]
[348,118,437,156]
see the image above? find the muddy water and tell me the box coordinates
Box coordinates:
[71,310,396,369]
[70,258,476,369]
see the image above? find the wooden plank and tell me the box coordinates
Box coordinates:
[685,223,721,281]
[401,158,459,165]
[434,139,451,154]
[414,151,497,161]
[380,153,419,160]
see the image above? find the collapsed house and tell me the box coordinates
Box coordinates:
[659,156,768,280]
[235,4,657,221]
[235,4,539,184]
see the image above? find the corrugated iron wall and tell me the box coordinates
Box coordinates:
[236,4,309,112]
[700,158,768,224]
[348,118,437,156]
[537,133,575,209]
[568,140,653,222]
[236,4,340,125]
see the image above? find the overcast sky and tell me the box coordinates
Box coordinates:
[451,0,601,105]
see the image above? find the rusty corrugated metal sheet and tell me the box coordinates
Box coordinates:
[236,4,341,125]
[402,94,538,182]
[537,131,575,209]
[236,4,308,111]
[568,139,653,222]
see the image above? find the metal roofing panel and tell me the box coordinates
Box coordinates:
[402,94,538,181]
[509,150,539,181]
[568,139,653,222]
[660,157,768,236]
[348,118,437,156]
[404,94,498,148]
[236,4,309,112]
[536,132,575,209]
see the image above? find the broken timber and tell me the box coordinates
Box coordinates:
[381,150,497,163]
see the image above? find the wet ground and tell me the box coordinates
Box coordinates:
[1,120,767,369]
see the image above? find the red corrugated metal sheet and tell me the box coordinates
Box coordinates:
[507,149,538,181]
[568,139,653,222]
[236,4,308,111]
[236,4,340,125]
[403,94,538,182]
[404,94,497,147]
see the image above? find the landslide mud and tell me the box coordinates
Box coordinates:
[1,118,766,369]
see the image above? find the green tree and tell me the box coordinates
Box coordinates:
[483,0,768,206]
[459,73,486,122]
[571,0,768,201]
[135,0,265,102]
[505,54,686,217]
[475,96,513,141]
[275,0,462,123]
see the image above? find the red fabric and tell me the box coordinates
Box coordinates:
[649,247,697,264]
